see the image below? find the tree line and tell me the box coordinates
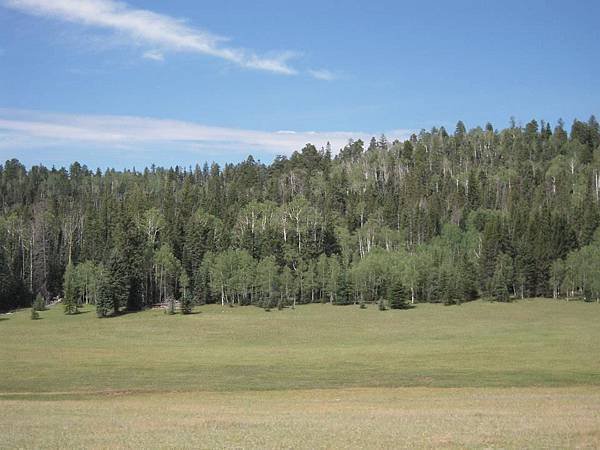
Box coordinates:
[1,116,600,314]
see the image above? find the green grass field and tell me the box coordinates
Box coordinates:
[1,299,599,448]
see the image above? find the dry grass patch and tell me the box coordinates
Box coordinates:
[1,387,599,449]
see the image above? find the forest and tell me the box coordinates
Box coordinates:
[1,116,600,314]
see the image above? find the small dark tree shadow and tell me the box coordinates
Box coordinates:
[389,304,416,311]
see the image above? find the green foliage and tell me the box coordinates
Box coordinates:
[492,253,513,302]
[30,306,39,320]
[33,294,46,311]
[154,244,181,305]
[166,298,176,315]
[106,251,130,315]
[562,233,600,301]
[95,272,111,318]
[256,256,278,308]
[179,272,192,314]
[63,262,79,315]
[388,279,409,309]
[2,116,600,313]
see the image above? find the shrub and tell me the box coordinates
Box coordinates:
[33,294,46,311]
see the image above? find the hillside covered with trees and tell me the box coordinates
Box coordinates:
[1,117,600,314]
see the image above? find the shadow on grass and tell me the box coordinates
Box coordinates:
[165,310,203,316]
[98,308,203,318]
[383,305,417,311]
[358,304,417,311]
[105,309,138,318]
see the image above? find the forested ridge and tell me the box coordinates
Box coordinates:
[2,117,600,314]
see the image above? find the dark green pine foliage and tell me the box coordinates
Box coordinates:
[457,253,478,302]
[480,217,504,298]
[388,279,409,309]
[33,293,46,311]
[63,262,78,315]
[492,253,513,302]
[180,273,193,315]
[578,193,599,246]
[529,210,550,297]
[180,293,193,315]
[335,268,351,305]
[96,274,110,318]
[0,238,31,312]
[114,208,145,311]
[106,250,130,316]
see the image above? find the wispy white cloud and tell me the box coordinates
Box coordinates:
[308,69,337,81]
[0,109,413,157]
[142,49,164,62]
[3,0,297,75]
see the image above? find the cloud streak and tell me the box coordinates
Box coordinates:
[0,109,413,158]
[308,69,337,81]
[142,49,164,62]
[3,0,297,75]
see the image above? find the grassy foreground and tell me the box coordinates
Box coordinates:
[2,387,599,449]
[1,299,599,448]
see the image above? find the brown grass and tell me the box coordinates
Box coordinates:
[2,387,599,449]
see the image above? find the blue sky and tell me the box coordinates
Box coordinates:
[0,0,598,169]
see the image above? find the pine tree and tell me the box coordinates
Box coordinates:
[106,250,129,315]
[180,272,192,314]
[480,217,503,297]
[335,268,351,305]
[457,253,478,302]
[166,297,176,315]
[96,273,110,318]
[492,253,513,302]
[30,306,39,320]
[33,293,46,311]
[388,279,409,309]
[63,262,78,315]
[114,210,144,311]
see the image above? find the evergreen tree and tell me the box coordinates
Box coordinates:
[335,266,351,305]
[63,262,78,315]
[33,293,46,311]
[492,253,513,302]
[388,279,409,309]
[180,272,192,314]
[96,274,110,318]
[480,217,504,297]
[101,251,130,316]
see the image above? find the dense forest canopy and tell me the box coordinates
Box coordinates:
[1,116,600,314]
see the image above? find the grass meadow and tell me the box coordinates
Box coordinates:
[1,299,599,448]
